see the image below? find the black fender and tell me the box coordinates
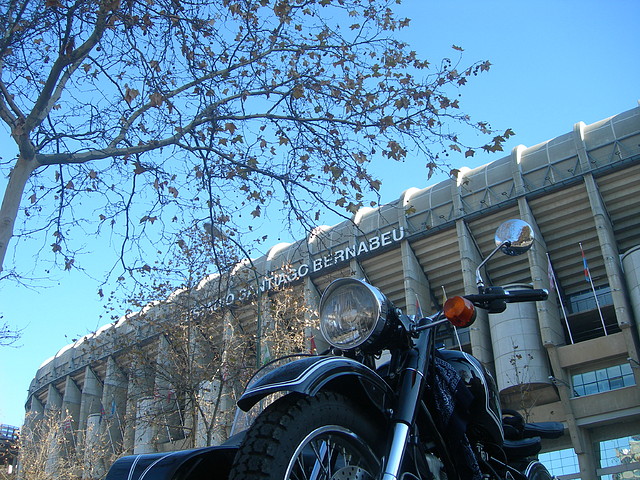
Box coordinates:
[237,355,395,416]
[104,432,243,480]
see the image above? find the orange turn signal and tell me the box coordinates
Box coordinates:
[444,296,477,328]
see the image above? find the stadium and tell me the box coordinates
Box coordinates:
[24,104,640,480]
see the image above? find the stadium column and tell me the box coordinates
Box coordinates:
[77,366,103,452]
[622,248,640,364]
[585,173,634,330]
[154,334,174,445]
[134,337,163,454]
[125,352,154,454]
[43,383,62,475]
[186,326,206,448]
[258,292,274,365]
[546,345,598,480]
[23,395,44,439]
[217,309,240,443]
[351,207,371,280]
[84,413,104,479]
[304,276,326,353]
[195,381,210,449]
[20,396,44,474]
[455,218,493,366]
[46,380,63,412]
[451,168,493,365]
[510,145,565,346]
[60,376,81,455]
[349,236,367,280]
[155,332,191,449]
[573,122,633,329]
[518,199,565,344]
[399,188,432,316]
[259,245,281,368]
[195,379,222,447]
[101,356,127,455]
[134,396,157,454]
[194,307,232,448]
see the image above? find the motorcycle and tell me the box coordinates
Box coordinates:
[106,219,564,480]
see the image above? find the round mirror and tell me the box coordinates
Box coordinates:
[494,219,534,256]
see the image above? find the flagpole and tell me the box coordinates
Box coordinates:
[579,243,608,336]
[546,253,574,344]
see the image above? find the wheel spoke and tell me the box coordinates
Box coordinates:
[293,453,309,480]
[328,439,339,477]
[309,440,330,479]
[292,433,377,480]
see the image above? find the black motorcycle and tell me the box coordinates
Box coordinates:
[106,219,563,480]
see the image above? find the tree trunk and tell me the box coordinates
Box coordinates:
[0,154,38,275]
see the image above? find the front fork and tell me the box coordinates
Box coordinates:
[381,326,433,480]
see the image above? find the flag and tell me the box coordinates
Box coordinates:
[547,255,556,292]
[579,243,608,336]
[309,335,317,354]
[61,418,72,431]
[580,243,591,282]
[415,297,423,319]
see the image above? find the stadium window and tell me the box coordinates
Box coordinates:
[572,363,635,397]
[538,447,580,478]
[567,286,612,314]
[598,435,640,480]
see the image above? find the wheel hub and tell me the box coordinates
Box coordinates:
[330,465,374,480]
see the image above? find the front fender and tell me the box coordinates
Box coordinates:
[105,433,243,480]
[237,355,395,415]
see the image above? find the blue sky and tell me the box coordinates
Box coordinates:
[1,0,639,428]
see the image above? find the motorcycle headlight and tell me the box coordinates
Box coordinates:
[319,278,393,351]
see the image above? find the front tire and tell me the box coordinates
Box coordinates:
[228,391,384,480]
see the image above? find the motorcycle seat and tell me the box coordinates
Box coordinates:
[522,422,564,439]
[503,436,541,460]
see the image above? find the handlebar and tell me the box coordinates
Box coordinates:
[506,288,549,302]
[465,289,549,303]
[463,288,548,313]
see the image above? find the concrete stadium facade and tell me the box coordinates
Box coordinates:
[25,104,640,479]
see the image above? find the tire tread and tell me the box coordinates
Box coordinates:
[228,392,374,480]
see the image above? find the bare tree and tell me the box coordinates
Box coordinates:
[503,342,540,422]
[0,0,512,283]
[18,408,122,480]
[104,225,313,452]
[0,320,21,346]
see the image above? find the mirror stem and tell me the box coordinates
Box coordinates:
[475,241,510,289]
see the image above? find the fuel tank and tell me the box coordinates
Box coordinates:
[439,349,504,444]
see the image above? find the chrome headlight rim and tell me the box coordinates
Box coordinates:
[318,278,391,351]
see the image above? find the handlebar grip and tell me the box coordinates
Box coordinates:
[505,289,549,302]
[463,289,549,311]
